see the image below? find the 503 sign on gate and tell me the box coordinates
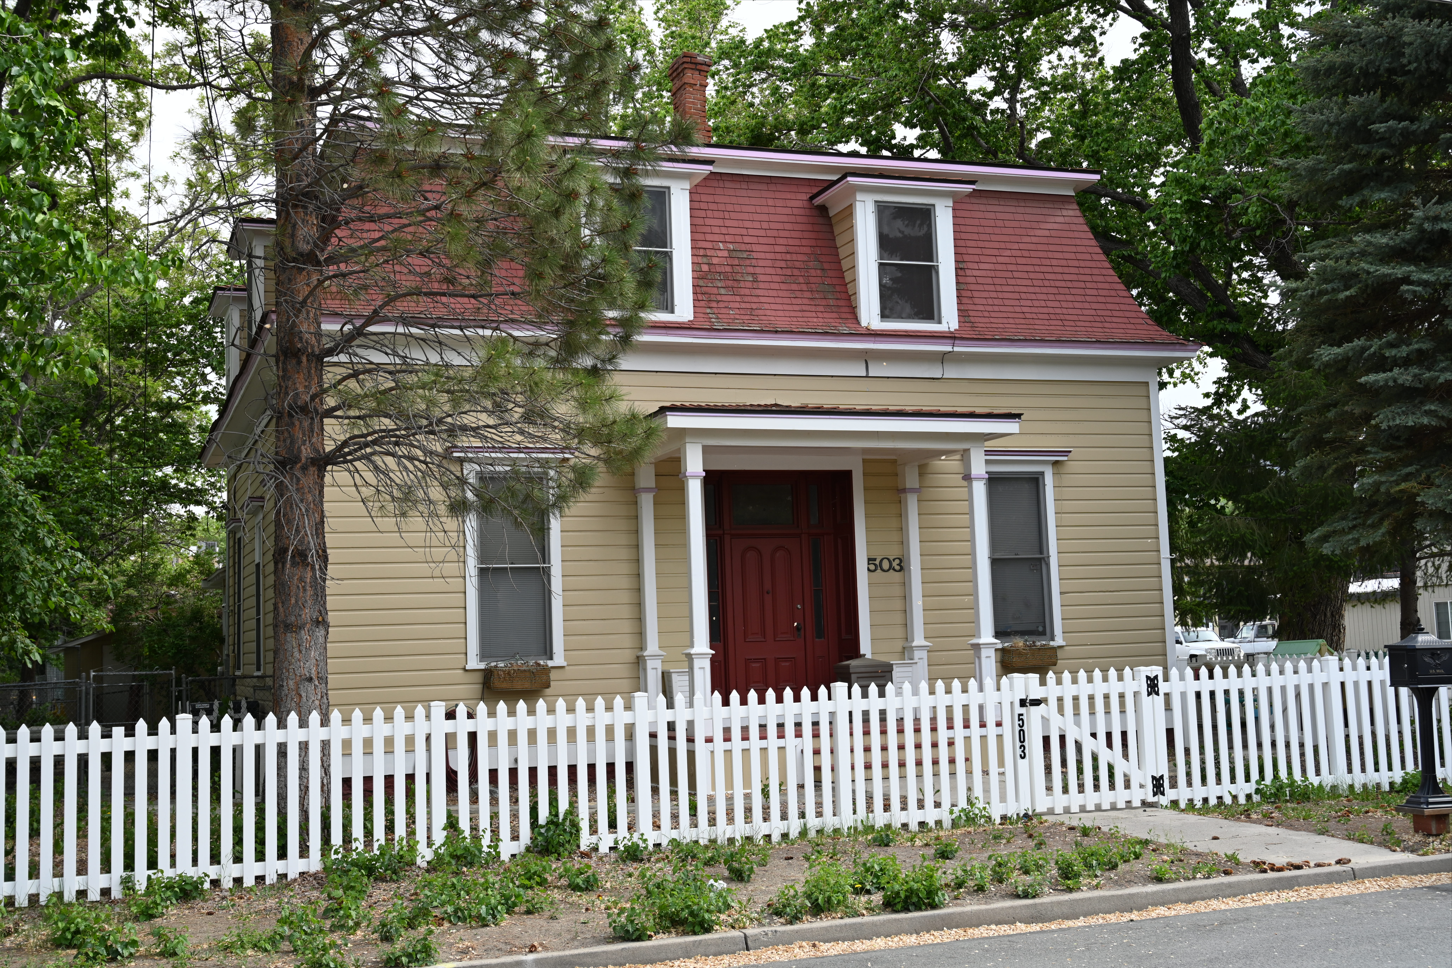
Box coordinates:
[865,556,903,573]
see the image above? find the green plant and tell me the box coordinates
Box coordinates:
[850,854,901,895]
[1190,862,1220,878]
[509,852,555,890]
[562,860,601,891]
[44,902,110,950]
[1013,875,1049,899]
[125,872,210,921]
[608,869,736,939]
[768,884,811,924]
[933,839,959,861]
[376,901,434,943]
[1018,852,1051,877]
[151,926,189,960]
[415,872,524,926]
[325,840,419,882]
[530,804,583,859]
[74,924,140,966]
[988,853,1016,884]
[216,926,284,954]
[520,890,553,914]
[1395,771,1423,794]
[1255,773,1332,804]
[1150,863,1180,882]
[1351,827,1374,845]
[275,904,355,968]
[617,834,651,862]
[428,827,492,872]
[1077,823,1094,838]
[1055,851,1085,890]
[322,864,373,933]
[956,862,991,893]
[882,860,946,912]
[802,861,854,914]
[950,796,993,829]
[383,931,440,968]
[722,842,769,882]
[869,826,897,847]
[1224,852,1241,865]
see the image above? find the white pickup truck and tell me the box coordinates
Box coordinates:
[1229,620,1279,656]
[1175,627,1246,668]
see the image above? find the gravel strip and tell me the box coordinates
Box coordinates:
[609,873,1452,968]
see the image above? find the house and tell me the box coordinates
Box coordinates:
[202,55,1198,714]
[1344,577,1452,651]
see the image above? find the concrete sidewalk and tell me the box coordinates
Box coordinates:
[1081,806,1399,865]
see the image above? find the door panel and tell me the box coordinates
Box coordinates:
[710,471,858,699]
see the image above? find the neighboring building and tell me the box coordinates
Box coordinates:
[1345,577,1452,651]
[202,58,1198,713]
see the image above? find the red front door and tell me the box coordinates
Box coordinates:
[706,471,859,698]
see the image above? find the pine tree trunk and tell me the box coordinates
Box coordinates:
[270,0,330,810]
[1398,541,1420,639]
[1278,573,1348,651]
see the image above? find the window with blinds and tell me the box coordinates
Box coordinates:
[987,475,1052,640]
[476,483,552,662]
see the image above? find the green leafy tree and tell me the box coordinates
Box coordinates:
[1285,0,1452,637]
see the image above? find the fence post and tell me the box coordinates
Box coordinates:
[430,702,448,845]
[1320,655,1348,785]
[830,682,851,828]
[1133,667,1167,807]
[630,692,652,845]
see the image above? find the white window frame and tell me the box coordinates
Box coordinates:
[637,171,696,323]
[463,465,566,670]
[984,458,1064,646]
[812,177,967,332]
[1434,600,1450,641]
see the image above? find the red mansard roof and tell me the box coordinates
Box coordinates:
[678,171,1184,345]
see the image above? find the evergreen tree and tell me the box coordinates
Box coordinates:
[1287,0,1452,637]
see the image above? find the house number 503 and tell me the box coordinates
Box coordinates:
[866,557,903,573]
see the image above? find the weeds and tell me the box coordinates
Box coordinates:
[881,861,946,912]
[609,869,737,939]
[801,861,854,915]
[382,930,439,968]
[562,860,601,891]
[150,926,189,960]
[376,901,433,943]
[125,873,208,921]
[617,834,651,862]
[950,796,993,829]
[768,884,811,924]
[933,839,960,861]
[1013,875,1049,899]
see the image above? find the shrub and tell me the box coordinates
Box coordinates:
[802,861,854,915]
[509,852,554,890]
[868,827,896,847]
[769,884,811,924]
[383,931,440,968]
[322,865,373,933]
[326,840,418,882]
[530,805,583,859]
[617,834,651,863]
[1055,852,1085,891]
[933,839,959,861]
[988,853,1016,884]
[950,796,993,829]
[722,843,769,882]
[376,900,433,943]
[882,861,946,912]
[562,860,601,892]
[609,869,736,939]
[1013,875,1049,899]
[150,926,189,960]
[428,828,492,872]
[850,854,901,895]
[415,872,523,926]
[75,924,140,966]
[44,902,110,950]
[126,872,209,921]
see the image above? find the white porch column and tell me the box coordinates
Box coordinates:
[963,441,1000,685]
[681,442,713,701]
[635,464,665,697]
[899,463,931,685]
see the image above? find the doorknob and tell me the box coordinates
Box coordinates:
[794,621,802,638]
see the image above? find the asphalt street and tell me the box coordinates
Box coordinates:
[774,885,1452,968]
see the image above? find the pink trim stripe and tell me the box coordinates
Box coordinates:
[633,487,659,495]
[962,473,989,481]
[679,471,706,479]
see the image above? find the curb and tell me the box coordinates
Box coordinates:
[439,853,1450,968]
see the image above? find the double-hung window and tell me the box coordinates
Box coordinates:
[470,475,562,665]
[638,187,674,313]
[987,474,1053,641]
[875,202,940,323]
[1435,600,1451,641]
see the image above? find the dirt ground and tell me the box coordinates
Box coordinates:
[0,820,1251,968]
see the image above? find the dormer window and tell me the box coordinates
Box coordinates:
[811,174,973,331]
[876,202,939,323]
[639,187,674,312]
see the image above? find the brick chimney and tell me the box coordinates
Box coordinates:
[668,51,713,144]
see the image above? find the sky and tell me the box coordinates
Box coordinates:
[141,1,1220,421]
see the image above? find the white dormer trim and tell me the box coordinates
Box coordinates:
[812,175,974,332]
[209,288,248,385]
[639,169,699,324]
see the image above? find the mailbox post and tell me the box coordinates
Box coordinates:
[1386,625,1452,835]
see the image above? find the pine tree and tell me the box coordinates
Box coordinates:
[1287,0,1452,637]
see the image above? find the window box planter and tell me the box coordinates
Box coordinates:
[998,645,1059,670]
[483,664,551,692]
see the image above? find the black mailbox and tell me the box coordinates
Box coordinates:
[1387,625,1452,688]
[1387,624,1452,835]
[835,655,893,693]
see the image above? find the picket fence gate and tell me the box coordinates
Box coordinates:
[1,657,1447,906]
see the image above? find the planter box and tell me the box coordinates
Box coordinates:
[999,646,1059,670]
[483,666,551,692]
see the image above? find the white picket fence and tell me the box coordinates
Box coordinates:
[1,657,1447,906]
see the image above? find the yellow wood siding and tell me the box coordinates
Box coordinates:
[831,207,857,309]
[311,371,1166,708]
